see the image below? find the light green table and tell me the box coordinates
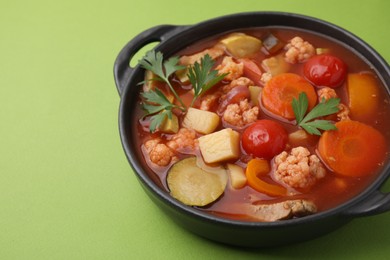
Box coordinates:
[1,0,389,259]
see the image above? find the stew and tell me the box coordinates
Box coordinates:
[134,27,390,222]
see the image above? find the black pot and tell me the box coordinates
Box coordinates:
[114,12,390,247]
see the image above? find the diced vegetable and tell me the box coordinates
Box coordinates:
[288,129,318,147]
[182,107,220,134]
[347,73,380,121]
[167,157,227,206]
[245,158,287,196]
[318,120,387,177]
[261,54,290,76]
[261,33,285,54]
[316,48,329,55]
[160,113,179,134]
[227,163,246,189]
[175,67,189,83]
[261,73,317,120]
[198,128,240,164]
[221,33,262,58]
[249,85,262,106]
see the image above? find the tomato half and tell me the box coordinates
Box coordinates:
[303,54,347,88]
[242,120,288,159]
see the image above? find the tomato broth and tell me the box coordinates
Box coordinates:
[135,27,390,221]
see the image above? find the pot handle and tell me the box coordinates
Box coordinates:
[113,25,186,96]
[342,190,390,217]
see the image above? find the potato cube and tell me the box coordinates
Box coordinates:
[182,107,220,134]
[227,163,246,189]
[160,113,179,134]
[249,86,262,106]
[198,128,240,164]
[221,33,262,58]
[261,54,290,76]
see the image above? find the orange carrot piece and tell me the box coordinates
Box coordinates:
[318,120,387,177]
[245,158,287,196]
[347,73,380,121]
[261,73,317,120]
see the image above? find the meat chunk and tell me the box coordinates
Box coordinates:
[215,56,244,81]
[144,138,176,167]
[223,99,259,127]
[247,199,317,221]
[273,147,326,189]
[317,87,350,121]
[284,36,315,63]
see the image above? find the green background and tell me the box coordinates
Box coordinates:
[1,0,389,259]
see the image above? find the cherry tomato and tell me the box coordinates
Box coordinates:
[303,54,347,88]
[242,120,288,159]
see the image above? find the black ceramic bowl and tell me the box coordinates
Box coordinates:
[114,12,390,247]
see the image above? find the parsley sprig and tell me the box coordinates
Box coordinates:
[292,92,340,135]
[139,51,227,132]
[187,54,228,107]
[139,51,186,110]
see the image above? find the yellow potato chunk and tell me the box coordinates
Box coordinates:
[347,73,380,121]
[167,157,227,206]
[249,85,262,106]
[182,107,220,134]
[221,33,262,58]
[261,54,290,76]
[160,113,179,134]
[226,163,246,189]
[198,128,240,164]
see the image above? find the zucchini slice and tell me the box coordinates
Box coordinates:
[167,157,227,206]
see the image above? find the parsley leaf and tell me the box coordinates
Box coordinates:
[139,51,186,109]
[187,54,228,107]
[292,92,340,135]
[141,89,176,132]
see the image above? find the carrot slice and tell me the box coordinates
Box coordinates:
[318,120,387,177]
[261,73,317,120]
[245,158,287,196]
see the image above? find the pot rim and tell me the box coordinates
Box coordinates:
[117,11,390,228]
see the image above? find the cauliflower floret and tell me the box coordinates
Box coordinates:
[144,138,176,167]
[284,37,315,64]
[260,72,272,85]
[317,87,337,101]
[200,93,221,111]
[317,87,350,121]
[216,56,244,81]
[273,147,326,189]
[222,77,254,93]
[337,103,350,121]
[223,99,259,127]
[166,128,198,152]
